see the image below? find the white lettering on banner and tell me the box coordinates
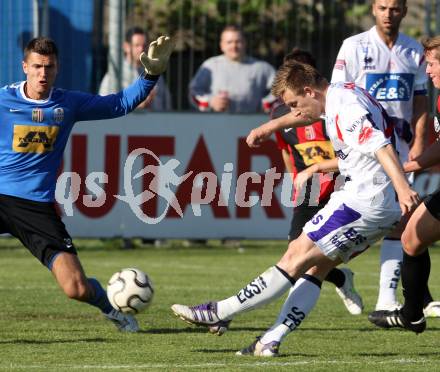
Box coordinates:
[56,172,81,216]
[84,172,108,208]
[235,172,262,208]
[57,113,439,239]
[115,148,193,225]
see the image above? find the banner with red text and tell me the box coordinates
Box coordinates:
[59,112,293,239]
[58,112,440,239]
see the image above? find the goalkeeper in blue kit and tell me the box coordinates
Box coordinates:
[0,36,173,331]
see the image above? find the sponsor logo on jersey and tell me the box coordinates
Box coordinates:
[32,108,44,122]
[346,115,367,132]
[293,141,335,166]
[366,73,414,101]
[358,126,373,144]
[363,56,375,70]
[13,124,59,153]
[304,126,316,140]
[360,42,376,70]
[9,108,22,112]
[53,107,64,123]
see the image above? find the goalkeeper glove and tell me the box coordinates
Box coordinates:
[140,35,174,76]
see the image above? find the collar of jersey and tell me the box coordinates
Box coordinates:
[19,81,54,103]
[371,26,402,51]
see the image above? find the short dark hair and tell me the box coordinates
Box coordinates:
[125,26,145,43]
[24,37,58,60]
[283,48,316,68]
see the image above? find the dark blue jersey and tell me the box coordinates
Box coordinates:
[0,76,157,202]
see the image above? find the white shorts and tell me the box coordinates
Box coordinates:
[303,195,401,263]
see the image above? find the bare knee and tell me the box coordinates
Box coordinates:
[277,234,332,279]
[401,228,423,256]
[51,252,90,301]
[60,277,90,301]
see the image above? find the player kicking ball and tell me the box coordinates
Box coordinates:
[172,60,420,356]
[0,35,173,332]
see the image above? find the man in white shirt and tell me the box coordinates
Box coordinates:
[331,0,440,319]
[171,61,421,356]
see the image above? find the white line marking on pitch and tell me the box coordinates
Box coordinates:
[3,359,430,370]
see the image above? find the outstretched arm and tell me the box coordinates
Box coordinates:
[75,36,174,121]
[247,111,319,148]
[375,144,420,215]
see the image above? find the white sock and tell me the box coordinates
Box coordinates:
[260,275,321,344]
[217,266,293,320]
[376,239,403,309]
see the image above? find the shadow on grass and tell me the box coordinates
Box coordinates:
[193,349,316,358]
[143,325,440,335]
[0,337,108,345]
[142,326,268,334]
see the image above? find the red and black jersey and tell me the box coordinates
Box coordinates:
[273,101,337,207]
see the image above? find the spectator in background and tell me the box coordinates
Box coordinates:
[99,26,172,111]
[189,25,276,113]
[100,26,171,248]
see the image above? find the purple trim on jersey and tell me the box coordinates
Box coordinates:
[414,89,427,96]
[307,203,361,242]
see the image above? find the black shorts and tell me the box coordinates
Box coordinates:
[424,188,440,221]
[288,205,325,242]
[0,194,77,268]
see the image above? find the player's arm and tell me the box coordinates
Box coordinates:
[404,140,440,172]
[375,144,420,215]
[75,36,173,121]
[294,158,339,191]
[247,111,317,148]
[281,149,293,174]
[408,94,429,160]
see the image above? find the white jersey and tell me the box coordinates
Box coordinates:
[331,26,427,162]
[325,82,399,212]
[302,82,401,262]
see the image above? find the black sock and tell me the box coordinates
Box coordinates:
[401,250,431,321]
[423,285,434,308]
[324,268,345,288]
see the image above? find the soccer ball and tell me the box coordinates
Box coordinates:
[107,268,154,314]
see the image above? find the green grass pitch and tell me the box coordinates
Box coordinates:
[0,238,439,371]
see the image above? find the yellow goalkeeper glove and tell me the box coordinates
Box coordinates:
[140,35,174,76]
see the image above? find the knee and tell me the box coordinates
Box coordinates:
[401,228,423,256]
[61,278,90,301]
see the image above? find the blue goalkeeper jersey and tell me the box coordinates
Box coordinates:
[0,76,157,202]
